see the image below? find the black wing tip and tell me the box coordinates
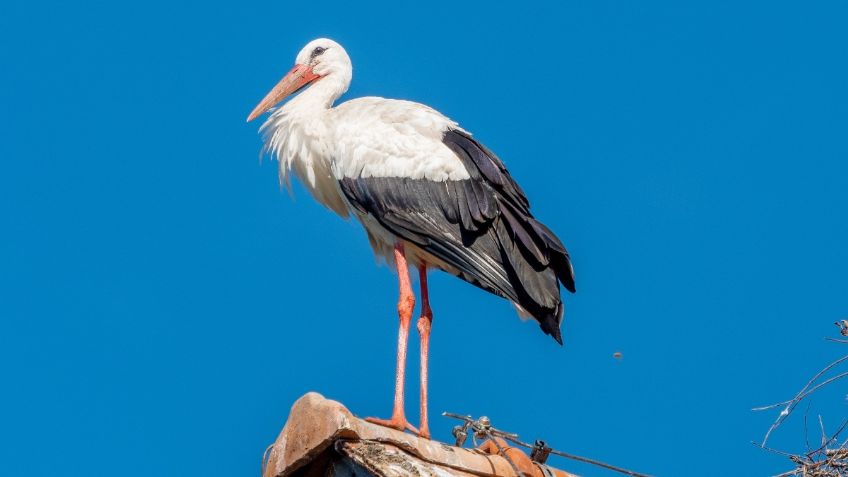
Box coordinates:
[539,305,564,345]
[563,257,577,293]
[544,323,564,345]
[553,330,564,346]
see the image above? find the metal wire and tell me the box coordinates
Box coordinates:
[443,412,654,477]
[488,432,527,477]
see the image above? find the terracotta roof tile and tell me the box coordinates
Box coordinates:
[262,392,577,477]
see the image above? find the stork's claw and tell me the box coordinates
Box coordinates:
[365,416,423,437]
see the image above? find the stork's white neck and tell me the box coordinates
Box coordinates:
[281,74,349,115]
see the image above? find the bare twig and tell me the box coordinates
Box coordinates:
[771,468,801,477]
[755,325,848,477]
[808,420,848,459]
[822,415,829,448]
[752,441,803,460]
[755,355,848,445]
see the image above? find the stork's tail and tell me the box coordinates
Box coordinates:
[514,301,565,345]
[494,207,575,345]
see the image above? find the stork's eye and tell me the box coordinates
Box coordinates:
[311,46,327,59]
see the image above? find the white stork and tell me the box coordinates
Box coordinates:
[247,39,575,439]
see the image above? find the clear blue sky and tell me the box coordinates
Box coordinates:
[2,1,847,476]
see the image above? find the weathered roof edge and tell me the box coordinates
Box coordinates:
[262,392,576,477]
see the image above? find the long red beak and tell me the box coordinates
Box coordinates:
[246,64,321,122]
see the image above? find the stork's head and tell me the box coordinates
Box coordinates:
[247,38,352,122]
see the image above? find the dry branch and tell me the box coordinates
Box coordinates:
[754,323,848,476]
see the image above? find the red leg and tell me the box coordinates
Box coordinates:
[416,264,433,439]
[366,243,418,434]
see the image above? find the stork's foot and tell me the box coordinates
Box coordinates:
[365,415,423,436]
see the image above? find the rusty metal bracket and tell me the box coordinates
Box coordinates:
[451,422,470,447]
[443,413,524,476]
[530,440,552,464]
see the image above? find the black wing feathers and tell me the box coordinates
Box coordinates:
[444,129,575,293]
[339,129,575,344]
[443,129,531,213]
[342,176,516,299]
